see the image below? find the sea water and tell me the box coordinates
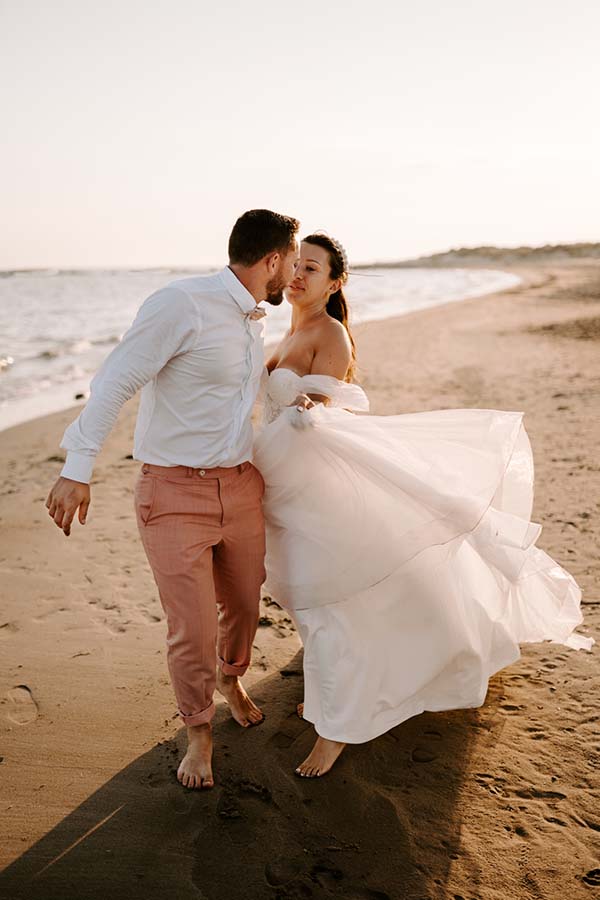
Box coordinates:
[0,267,520,431]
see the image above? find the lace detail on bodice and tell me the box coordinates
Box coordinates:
[263,369,304,424]
[263,369,370,425]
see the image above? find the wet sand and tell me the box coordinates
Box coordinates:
[0,261,598,899]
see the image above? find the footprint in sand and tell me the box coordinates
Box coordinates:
[526,726,546,741]
[264,857,391,900]
[217,777,272,820]
[5,685,39,725]
[411,728,443,763]
[411,747,437,763]
[264,857,306,887]
[514,787,566,800]
[269,710,308,750]
[166,783,196,815]
[139,768,172,793]
[138,607,163,624]
[310,862,344,890]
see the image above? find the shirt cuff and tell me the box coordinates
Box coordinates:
[60,451,96,484]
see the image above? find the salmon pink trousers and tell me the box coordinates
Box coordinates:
[134,461,266,726]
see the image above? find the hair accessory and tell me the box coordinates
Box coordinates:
[312,230,349,276]
[311,229,383,278]
[329,236,349,275]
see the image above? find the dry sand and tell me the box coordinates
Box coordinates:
[0,262,598,900]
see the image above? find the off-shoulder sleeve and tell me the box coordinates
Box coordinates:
[299,375,370,412]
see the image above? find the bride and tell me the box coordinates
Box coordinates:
[253,233,593,778]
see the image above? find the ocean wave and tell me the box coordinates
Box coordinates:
[0,335,121,369]
[93,334,122,346]
[0,268,62,278]
[32,335,120,361]
[0,266,217,279]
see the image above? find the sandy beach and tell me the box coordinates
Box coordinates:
[1,261,598,900]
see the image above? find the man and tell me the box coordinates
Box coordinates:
[45,209,300,789]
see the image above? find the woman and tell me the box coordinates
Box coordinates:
[254,233,593,778]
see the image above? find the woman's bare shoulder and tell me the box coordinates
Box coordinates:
[315,316,352,349]
[310,317,352,378]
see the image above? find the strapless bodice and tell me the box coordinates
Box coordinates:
[263,368,370,425]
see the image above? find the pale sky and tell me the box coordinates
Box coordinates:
[1,0,599,268]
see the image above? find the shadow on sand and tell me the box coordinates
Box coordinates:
[1,652,505,900]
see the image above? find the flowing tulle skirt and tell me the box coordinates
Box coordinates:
[254,400,593,744]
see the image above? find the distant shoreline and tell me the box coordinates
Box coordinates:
[2,242,600,276]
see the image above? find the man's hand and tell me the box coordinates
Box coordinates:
[45,477,91,537]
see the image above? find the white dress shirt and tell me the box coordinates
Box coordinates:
[60,267,266,483]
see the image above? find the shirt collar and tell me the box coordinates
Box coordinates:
[219,266,261,316]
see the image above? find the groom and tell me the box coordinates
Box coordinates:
[45,209,300,789]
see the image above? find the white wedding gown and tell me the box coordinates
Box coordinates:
[253,369,593,744]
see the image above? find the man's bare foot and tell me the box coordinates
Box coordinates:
[216,670,264,727]
[296,701,304,719]
[295,735,346,778]
[177,723,214,789]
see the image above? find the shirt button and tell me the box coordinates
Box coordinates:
[199,469,206,477]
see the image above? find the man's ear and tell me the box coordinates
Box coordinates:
[264,251,280,274]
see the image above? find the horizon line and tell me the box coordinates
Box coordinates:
[2,240,600,275]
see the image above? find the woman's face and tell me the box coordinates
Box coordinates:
[285,242,339,307]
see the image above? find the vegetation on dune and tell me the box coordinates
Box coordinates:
[367,243,600,268]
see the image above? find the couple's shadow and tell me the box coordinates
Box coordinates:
[1,651,499,900]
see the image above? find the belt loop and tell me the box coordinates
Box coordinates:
[186,466,193,477]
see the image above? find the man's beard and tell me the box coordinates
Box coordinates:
[264,273,286,306]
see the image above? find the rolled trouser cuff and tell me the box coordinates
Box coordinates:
[218,656,249,677]
[179,700,215,727]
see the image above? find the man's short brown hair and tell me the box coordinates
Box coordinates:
[228,209,300,267]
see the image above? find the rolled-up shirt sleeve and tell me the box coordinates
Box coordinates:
[59,287,200,483]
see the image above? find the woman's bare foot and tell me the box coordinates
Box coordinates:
[295,735,346,778]
[216,670,264,727]
[296,701,304,719]
[177,723,214,789]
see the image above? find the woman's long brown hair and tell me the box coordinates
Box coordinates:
[302,233,357,382]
